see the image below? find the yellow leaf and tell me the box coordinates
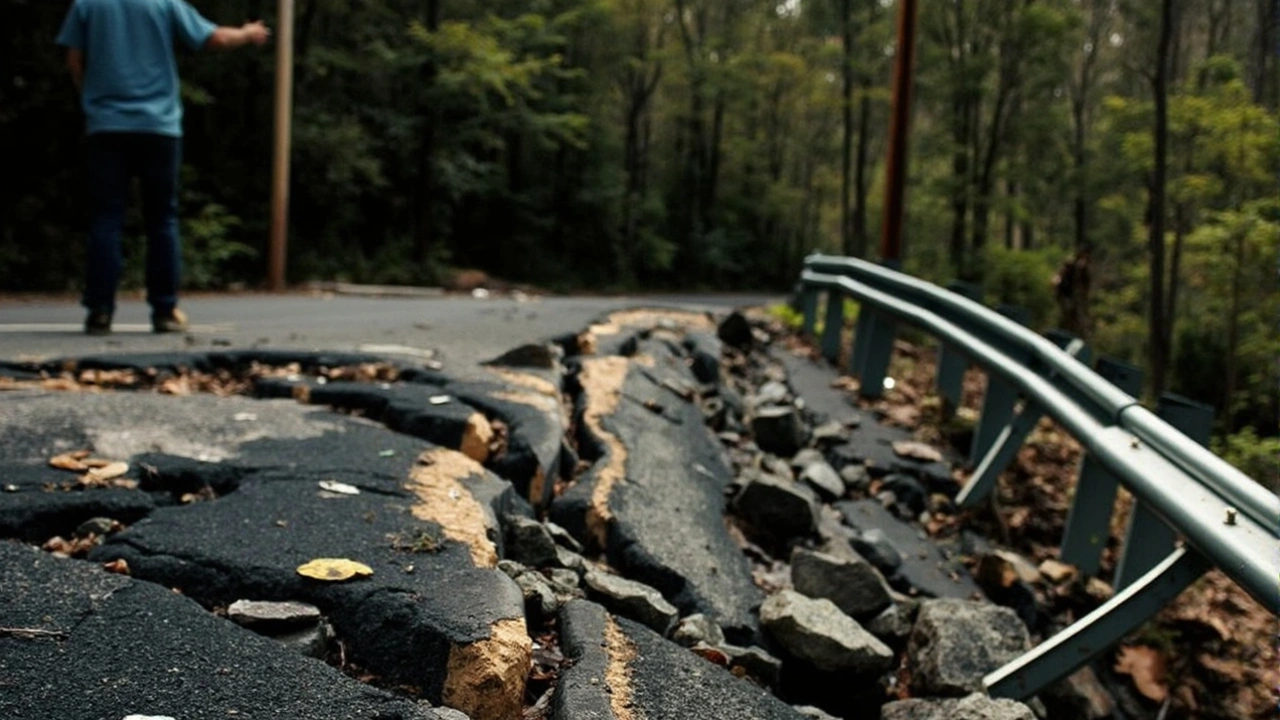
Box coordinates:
[296,558,374,582]
[82,461,129,485]
[49,450,91,472]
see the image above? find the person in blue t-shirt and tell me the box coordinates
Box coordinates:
[56,0,270,335]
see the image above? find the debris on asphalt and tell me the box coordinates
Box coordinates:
[296,558,374,582]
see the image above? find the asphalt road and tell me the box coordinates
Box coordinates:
[0,291,782,368]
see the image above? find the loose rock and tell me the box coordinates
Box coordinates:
[673,613,725,648]
[276,621,333,659]
[759,590,893,676]
[881,693,1036,720]
[720,643,783,688]
[583,570,678,635]
[503,515,559,568]
[791,548,891,620]
[733,473,820,544]
[848,528,903,574]
[907,598,1031,696]
[1041,665,1116,720]
[799,462,845,502]
[1038,558,1077,585]
[877,474,927,518]
[717,311,755,350]
[544,521,583,553]
[865,603,915,649]
[751,405,807,457]
[515,571,560,619]
[789,448,826,472]
[793,706,840,720]
[839,464,872,492]
[756,381,791,407]
[810,421,852,446]
[75,517,119,538]
[226,600,322,632]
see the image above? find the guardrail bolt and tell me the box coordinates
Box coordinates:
[1224,507,1237,526]
[1129,437,1141,449]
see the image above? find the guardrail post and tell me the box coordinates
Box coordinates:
[820,290,845,363]
[851,262,901,400]
[801,286,819,338]
[936,280,981,418]
[1114,393,1215,590]
[956,331,1088,508]
[968,305,1028,464]
[1059,357,1144,575]
[985,547,1209,701]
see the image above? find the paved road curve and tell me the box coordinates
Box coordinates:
[0,291,781,367]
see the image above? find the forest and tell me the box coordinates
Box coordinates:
[1,0,1277,474]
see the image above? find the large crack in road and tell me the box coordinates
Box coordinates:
[1,307,1055,720]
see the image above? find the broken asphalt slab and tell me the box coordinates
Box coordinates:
[0,389,531,718]
[0,541,448,720]
[551,332,763,643]
[553,599,805,720]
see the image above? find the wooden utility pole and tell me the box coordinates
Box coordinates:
[268,0,295,291]
[879,0,918,262]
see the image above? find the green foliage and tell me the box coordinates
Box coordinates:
[978,245,1061,329]
[1214,428,1280,493]
[180,203,255,290]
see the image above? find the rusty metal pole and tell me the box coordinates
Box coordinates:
[879,0,919,263]
[268,0,295,291]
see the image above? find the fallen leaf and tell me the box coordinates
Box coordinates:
[49,450,91,472]
[296,558,373,582]
[1114,645,1169,703]
[318,480,360,496]
[892,440,943,463]
[691,645,730,666]
[82,461,129,485]
[102,558,131,576]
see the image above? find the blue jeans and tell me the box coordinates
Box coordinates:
[83,132,182,315]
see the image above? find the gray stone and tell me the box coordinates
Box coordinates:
[839,464,872,492]
[516,571,560,618]
[761,454,795,481]
[881,693,1036,720]
[717,311,755,350]
[503,515,559,568]
[583,570,678,635]
[791,548,891,620]
[733,473,820,542]
[878,474,927,518]
[849,528,903,573]
[840,499,981,600]
[432,709,473,720]
[672,613,725,648]
[866,603,914,647]
[756,381,791,407]
[789,448,826,471]
[751,405,807,457]
[721,643,783,688]
[759,590,894,676]
[799,462,844,502]
[794,705,840,720]
[908,599,1031,696]
[552,547,587,576]
[226,600,322,632]
[276,621,332,659]
[543,521,583,553]
[497,559,526,579]
[75,517,118,538]
[544,568,581,596]
[811,421,853,445]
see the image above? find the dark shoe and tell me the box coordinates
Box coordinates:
[84,309,113,336]
[152,307,189,333]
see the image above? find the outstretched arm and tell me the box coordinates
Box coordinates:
[205,21,271,51]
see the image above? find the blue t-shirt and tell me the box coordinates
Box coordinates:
[56,0,217,137]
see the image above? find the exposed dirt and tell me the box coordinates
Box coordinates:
[761,312,1278,720]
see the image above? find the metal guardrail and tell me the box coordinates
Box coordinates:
[796,253,1279,701]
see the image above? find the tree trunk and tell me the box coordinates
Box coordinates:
[949,94,970,274]
[414,0,442,268]
[1148,0,1174,397]
[840,0,854,255]
[852,89,872,257]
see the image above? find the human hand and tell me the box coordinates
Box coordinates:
[242,20,271,46]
